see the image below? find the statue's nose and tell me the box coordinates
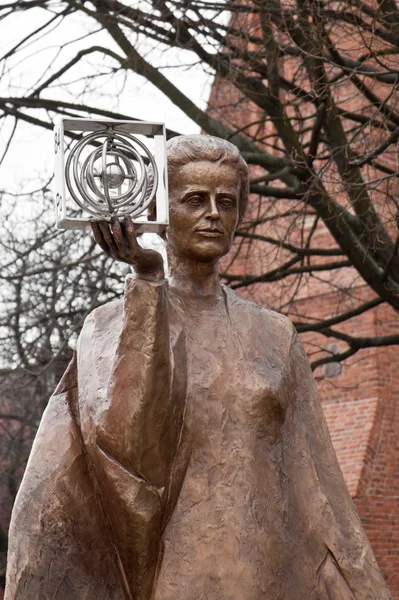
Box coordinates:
[205,197,219,220]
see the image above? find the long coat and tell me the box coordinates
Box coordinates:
[5,276,391,599]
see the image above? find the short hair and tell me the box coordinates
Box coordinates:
[166,134,249,221]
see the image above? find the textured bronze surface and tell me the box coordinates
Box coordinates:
[5,135,391,599]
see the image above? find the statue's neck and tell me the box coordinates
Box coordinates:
[166,247,222,300]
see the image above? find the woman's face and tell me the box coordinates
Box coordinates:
[166,160,241,262]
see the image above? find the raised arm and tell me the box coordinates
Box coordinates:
[75,218,188,599]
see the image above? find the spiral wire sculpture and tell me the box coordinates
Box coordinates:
[65,129,158,219]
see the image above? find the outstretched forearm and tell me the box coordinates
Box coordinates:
[76,274,187,599]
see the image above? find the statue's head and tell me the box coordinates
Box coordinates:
[165,134,249,263]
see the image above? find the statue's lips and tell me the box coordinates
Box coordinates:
[195,229,223,237]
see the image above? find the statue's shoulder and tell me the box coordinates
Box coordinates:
[222,285,294,344]
[76,298,125,375]
[80,297,124,341]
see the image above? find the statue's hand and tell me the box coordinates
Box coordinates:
[91,216,164,281]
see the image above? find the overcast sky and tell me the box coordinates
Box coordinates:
[0,5,213,200]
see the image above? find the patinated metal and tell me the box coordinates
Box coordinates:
[5,135,391,599]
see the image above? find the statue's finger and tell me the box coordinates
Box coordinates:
[123,216,141,254]
[91,220,111,255]
[110,217,127,255]
[98,220,118,255]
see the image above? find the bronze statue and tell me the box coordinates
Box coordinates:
[5,135,391,599]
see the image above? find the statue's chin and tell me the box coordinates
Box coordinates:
[185,242,231,263]
[167,236,232,263]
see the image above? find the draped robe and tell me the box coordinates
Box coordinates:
[5,276,391,599]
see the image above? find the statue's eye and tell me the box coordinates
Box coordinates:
[219,198,236,208]
[186,195,203,206]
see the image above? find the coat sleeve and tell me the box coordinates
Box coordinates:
[282,327,392,599]
[4,355,125,600]
[77,275,188,600]
[6,276,188,600]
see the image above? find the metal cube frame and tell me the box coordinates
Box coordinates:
[54,117,169,233]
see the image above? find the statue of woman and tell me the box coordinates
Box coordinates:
[5,135,391,599]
